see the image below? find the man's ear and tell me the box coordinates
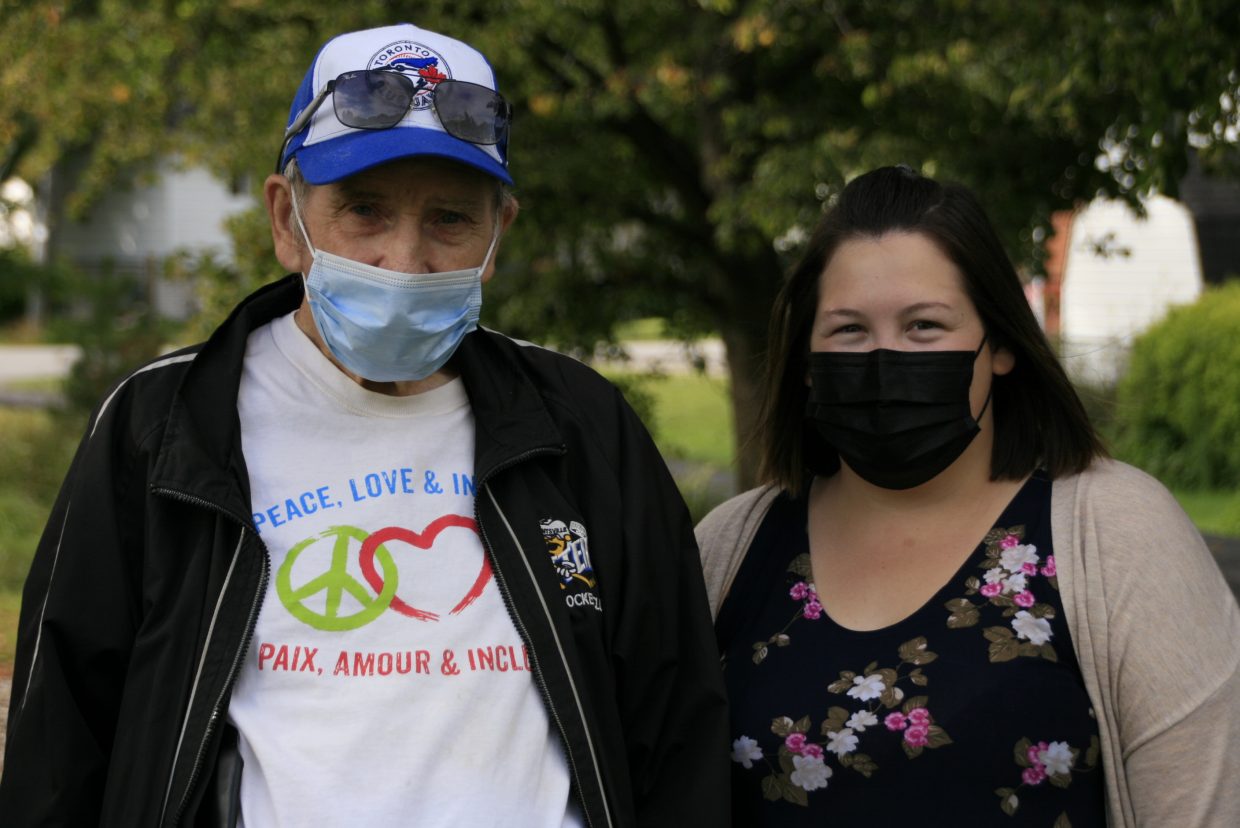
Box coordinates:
[264,173,310,274]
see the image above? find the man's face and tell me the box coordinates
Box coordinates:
[280,156,508,279]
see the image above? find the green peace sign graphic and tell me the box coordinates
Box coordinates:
[276,524,399,631]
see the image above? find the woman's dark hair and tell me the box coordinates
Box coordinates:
[758,165,1106,494]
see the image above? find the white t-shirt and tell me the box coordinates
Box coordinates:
[228,311,582,827]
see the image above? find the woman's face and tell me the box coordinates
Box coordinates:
[810,231,1014,415]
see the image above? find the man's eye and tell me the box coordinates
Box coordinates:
[349,203,378,218]
[437,211,468,226]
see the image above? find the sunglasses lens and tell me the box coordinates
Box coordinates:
[433,80,509,145]
[333,70,414,129]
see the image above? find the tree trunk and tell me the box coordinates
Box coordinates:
[716,252,784,492]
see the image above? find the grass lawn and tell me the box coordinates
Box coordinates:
[641,373,735,468]
[1171,489,1240,538]
[3,370,1238,672]
[0,590,20,675]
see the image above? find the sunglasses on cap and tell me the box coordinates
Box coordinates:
[274,69,513,174]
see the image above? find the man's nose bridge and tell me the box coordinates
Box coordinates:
[388,216,430,273]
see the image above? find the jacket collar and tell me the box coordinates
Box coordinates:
[151,275,564,525]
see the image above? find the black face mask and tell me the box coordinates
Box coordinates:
[806,340,990,490]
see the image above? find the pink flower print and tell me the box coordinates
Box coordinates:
[904,723,930,747]
[1022,765,1048,786]
[801,742,824,760]
[980,582,1002,598]
[789,581,809,601]
[1027,741,1048,766]
[1014,590,1036,608]
[1041,555,1057,577]
[906,707,931,726]
[1021,562,1038,576]
[802,599,824,620]
[785,733,807,754]
[1000,534,1020,549]
[885,712,908,731]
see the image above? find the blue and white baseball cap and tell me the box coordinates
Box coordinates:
[280,23,512,185]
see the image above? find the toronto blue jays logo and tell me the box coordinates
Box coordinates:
[369,40,450,109]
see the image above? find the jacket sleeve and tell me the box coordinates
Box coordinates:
[1057,461,1240,826]
[606,394,731,827]
[0,397,147,823]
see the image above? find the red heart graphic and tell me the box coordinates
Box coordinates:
[358,515,492,622]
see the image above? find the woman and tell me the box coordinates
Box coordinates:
[698,166,1240,825]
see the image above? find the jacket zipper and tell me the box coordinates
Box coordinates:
[476,449,614,828]
[153,487,269,828]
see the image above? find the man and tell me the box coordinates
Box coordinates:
[0,23,729,826]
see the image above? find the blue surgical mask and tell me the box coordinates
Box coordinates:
[290,187,500,382]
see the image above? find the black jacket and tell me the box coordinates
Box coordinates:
[1,275,730,827]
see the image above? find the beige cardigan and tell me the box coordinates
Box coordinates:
[695,460,1240,827]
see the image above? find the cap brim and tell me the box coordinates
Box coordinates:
[295,126,513,186]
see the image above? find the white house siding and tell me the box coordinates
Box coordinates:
[1058,196,1203,386]
[53,161,254,318]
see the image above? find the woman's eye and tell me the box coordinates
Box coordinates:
[911,320,942,331]
[832,323,864,336]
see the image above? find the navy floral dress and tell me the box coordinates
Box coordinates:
[718,474,1105,826]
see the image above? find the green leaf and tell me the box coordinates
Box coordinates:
[771,716,794,737]
[925,725,953,748]
[850,753,878,778]
[752,646,768,664]
[864,660,879,675]
[761,775,781,801]
[902,695,930,714]
[910,670,929,686]
[898,636,928,662]
[999,790,1020,816]
[1053,812,1073,828]
[1085,735,1100,769]
[989,638,1020,662]
[1049,772,1072,789]
[1014,737,1033,767]
[983,626,1015,642]
[823,706,850,733]
[792,715,812,734]
[787,554,812,578]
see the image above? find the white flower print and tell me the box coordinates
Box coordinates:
[983,567,1006,584]
[1038,740,1074,775]
[789,754,833,791]
[846,673,886,701]
[846,710,878,732]
[1002,572,1028,594]
[1011,610,1053,645]
[731,736,763,769]
[825,728,859,756]
[1000,543,1039,572]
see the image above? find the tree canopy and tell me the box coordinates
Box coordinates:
[3,0,1237,484]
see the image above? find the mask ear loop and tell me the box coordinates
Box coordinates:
[475,209,503,275]
[287,183,320,300]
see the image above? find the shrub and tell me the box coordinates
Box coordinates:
[1111,282,1240,489]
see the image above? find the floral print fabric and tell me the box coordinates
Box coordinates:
[717,474,1105,826]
